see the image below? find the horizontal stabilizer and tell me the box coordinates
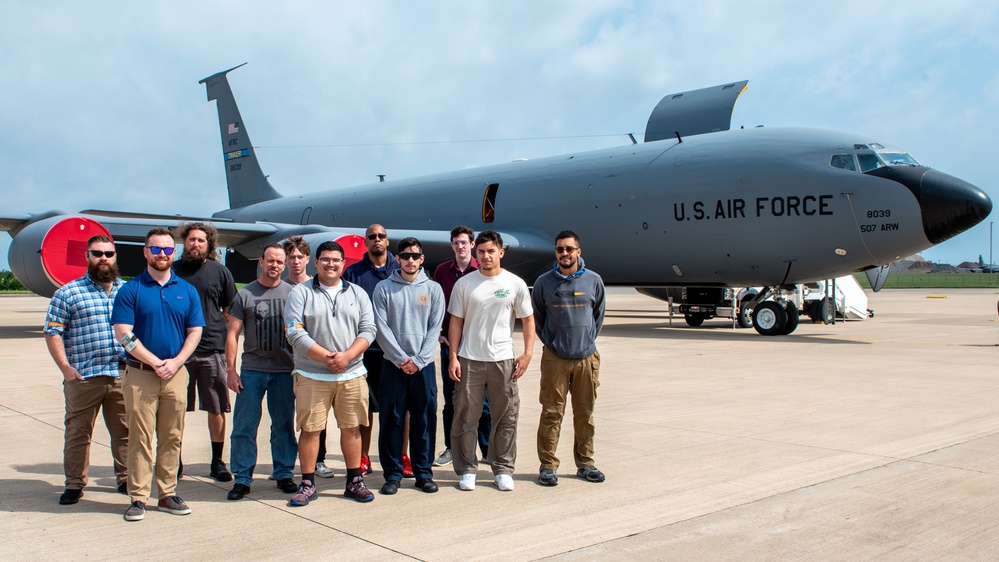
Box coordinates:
[644,80,748,142]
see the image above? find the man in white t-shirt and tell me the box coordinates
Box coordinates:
[447,230,535,492]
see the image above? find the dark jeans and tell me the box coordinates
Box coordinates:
[378,360,437,482]
[441,343,490,456]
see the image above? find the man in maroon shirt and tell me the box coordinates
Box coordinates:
[431,226,490,467]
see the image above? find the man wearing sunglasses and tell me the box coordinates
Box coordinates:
[285,240,377,506]
[172,222,238,483]
[343,224,400,476]
[531,230,606,487]
[112,228,205,521]
[44,235,129,506]
[371,238,445,494]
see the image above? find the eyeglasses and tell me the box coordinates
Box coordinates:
[555,246,578,254]
[318,257,344,265]
[398,252,423,261]
[366,233,387,240]
[147,246,175,256]
[88,250,116,258]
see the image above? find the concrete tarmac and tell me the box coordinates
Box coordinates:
[2,288,998,560]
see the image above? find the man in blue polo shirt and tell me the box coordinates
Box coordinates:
[112,227,204,522]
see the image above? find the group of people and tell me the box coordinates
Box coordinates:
[44,220,607,522]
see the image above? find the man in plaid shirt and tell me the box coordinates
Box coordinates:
[44,234,128,505]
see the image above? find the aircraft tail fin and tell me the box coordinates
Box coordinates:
[200,64,282,209]
[980,255,985,267]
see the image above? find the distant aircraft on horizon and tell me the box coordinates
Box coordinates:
[1,64,991,336]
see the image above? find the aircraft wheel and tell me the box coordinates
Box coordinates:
[753,301,787,336]
[818,297,834,324]
[737,300,754,328]
[684,314,706,327]
[780,303,800,335]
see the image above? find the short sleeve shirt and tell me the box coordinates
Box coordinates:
[111,270,206,360]
[448,269,533,362]
[229,280,294,372]
[44,275,125,379]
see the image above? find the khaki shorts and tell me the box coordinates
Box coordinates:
[294,373,369,431]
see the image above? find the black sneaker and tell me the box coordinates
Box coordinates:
[276,478,299,493]
[210,459,233,482]
[59,488,83,505]
[123,500,145,521]
[417,479,439,493]
[380,480,399,495]
[227,483,250,500]
[576,466,605,483]
[539,468,559,487]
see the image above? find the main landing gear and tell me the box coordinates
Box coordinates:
[744,287,800,336]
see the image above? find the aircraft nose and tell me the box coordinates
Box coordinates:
[870,166,992,244]
[917,169,992,244]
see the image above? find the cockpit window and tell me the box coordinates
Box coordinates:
[830,154,858,171]
[878,152,919,166]
[857,153,883,173]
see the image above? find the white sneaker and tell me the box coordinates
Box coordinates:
[315,462,334,478]
[495,474,515,491]
[433,448,452,467]
[459,473,476,491]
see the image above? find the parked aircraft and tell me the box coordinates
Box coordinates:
[977,255,999,273]
[2,65,991,336]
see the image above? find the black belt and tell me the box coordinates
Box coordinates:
[124,359,155,372]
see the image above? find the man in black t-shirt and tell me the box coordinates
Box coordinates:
[173,222,237,482]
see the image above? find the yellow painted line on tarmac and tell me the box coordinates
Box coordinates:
[926,295,948,299]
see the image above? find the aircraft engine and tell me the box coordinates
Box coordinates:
[8,216,112,298]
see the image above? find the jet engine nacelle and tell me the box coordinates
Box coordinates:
[8,216,112,298]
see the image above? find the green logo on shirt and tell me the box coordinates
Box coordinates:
[493,289,510,298]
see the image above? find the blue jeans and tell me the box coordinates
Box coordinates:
[441,344,490,455]
[229,370,298,485]
[378,360,437,482]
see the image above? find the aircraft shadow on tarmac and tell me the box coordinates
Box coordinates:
[0,325,44,339]
[601,322,870,344]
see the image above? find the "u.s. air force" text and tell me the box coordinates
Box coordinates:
[673,195,833,222]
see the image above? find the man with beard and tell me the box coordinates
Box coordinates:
[112,227,204,521]
[172,222,237,482]
[224,244,299,500]
[343,224,400,475]
[44,234,129,505]
[532,230,606,487]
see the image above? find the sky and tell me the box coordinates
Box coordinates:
[2,1,998,270]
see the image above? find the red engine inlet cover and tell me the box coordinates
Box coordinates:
[41,217,113,287]
[335,234,367,269]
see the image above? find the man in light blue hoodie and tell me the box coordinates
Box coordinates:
[372,237,445,494]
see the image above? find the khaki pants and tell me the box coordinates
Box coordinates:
[63,375,128,490]
[123,364,188,503]
[452,357,519,476]
[537,347,600,471]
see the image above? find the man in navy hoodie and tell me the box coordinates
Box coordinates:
[531,230,607,487]
[371,237,445,494]
[343,224,400,475]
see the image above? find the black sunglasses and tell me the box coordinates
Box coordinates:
[367,233,387,240]
[398,252,423,261]
[147,246,175,256]
[88,250,116,258]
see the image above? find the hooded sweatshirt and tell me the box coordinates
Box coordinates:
[531,257,606,359]
[372,269,445,370]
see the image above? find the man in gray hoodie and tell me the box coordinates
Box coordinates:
[284,240,377,506]
[372,237,445,494]
[531,230,606,487]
